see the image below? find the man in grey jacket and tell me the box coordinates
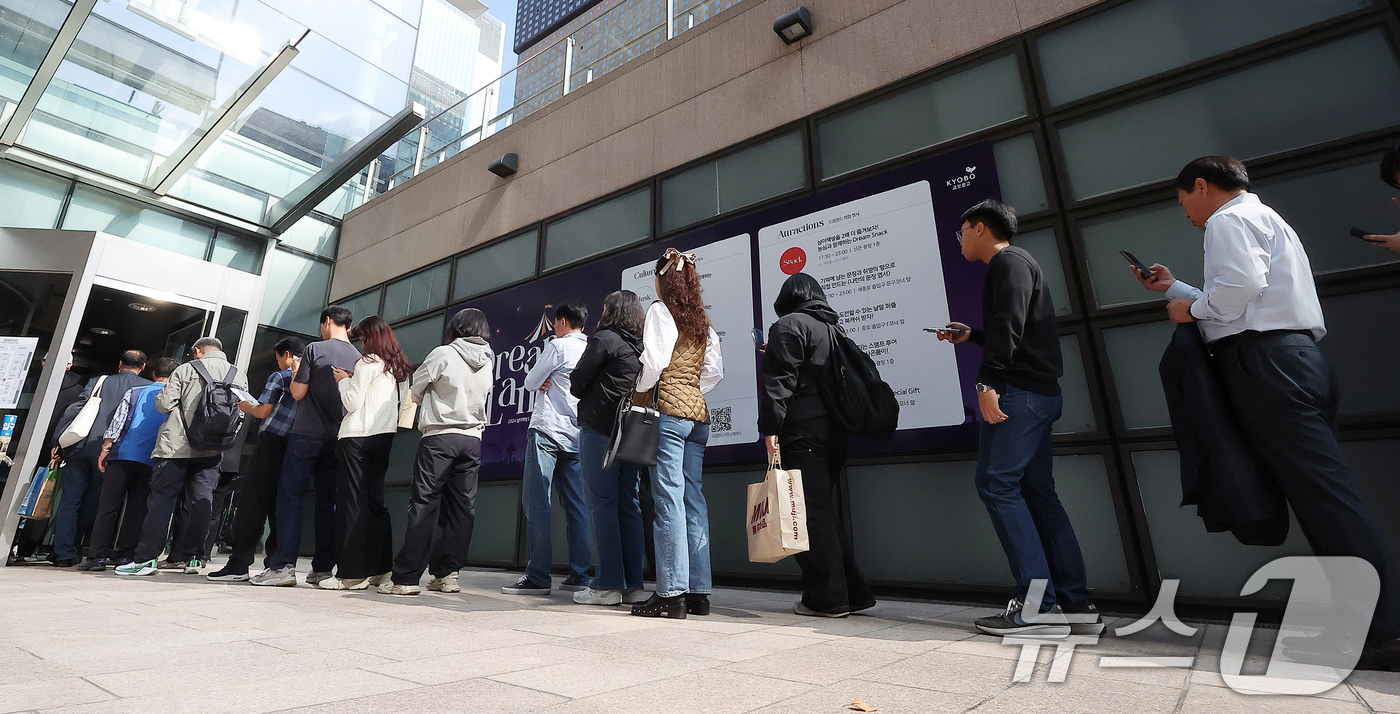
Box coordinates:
[381,308,494,595]
[116,337,248,576]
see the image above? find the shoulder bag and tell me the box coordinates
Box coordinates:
[57,376,107,448]
[604,379,662,469]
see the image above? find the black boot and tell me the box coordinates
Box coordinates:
[684,594,710,616]
[631,593,686,619]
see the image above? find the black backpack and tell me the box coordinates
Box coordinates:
[818,324,900,441]
[182,360,246,452]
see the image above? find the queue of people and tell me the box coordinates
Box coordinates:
[13,151,1400,668]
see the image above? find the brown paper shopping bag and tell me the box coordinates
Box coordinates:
[746,454,809,563]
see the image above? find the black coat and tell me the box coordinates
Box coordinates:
[571,327,643,436]
[1159,323,1288,546]
[759,300,840,440]
[41,370,84,455]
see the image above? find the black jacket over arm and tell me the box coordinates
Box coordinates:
[759,301,839,440]
[1159,322,1288,546]
[571,327,642,436]
[968,246,1062,396]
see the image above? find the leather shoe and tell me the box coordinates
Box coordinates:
[631,593,686,619]
[685,594,710,616]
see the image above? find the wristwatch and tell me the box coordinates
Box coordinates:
[975,383,993,394]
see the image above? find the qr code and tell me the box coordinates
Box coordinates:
[711,406,732,433]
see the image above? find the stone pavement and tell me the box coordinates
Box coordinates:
[2,561,1398,713]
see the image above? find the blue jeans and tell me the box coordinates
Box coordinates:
[651,415,711,598]
[579,425,644,591]
[270,434,338,572]
[53,456,102,561]
[975,386,1088,611]
[522,428,590,587]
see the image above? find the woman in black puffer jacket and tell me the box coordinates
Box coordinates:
[759,272,875,618]
[569,290,648,606]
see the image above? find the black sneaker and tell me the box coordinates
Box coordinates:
[76,558,109,571]
[974,599,1071,637]
[558,574,590,592]
[206,566,250,582]
[51,557,77,568]
[1064,602,1105,636]
[157,559,187,571]
[113,556,134,567]
[501,576,551,595]
[685,594,710,616]
[631,593,686,619]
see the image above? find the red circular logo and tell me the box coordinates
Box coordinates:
[779,247,806,275]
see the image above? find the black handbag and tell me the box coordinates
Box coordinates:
[604,382,662,469]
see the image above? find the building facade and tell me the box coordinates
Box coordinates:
[333,0,1400,608]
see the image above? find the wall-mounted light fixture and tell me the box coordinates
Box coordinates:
[488,152,519,178]
[773,7,812,45]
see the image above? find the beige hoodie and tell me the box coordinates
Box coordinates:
[411,337,493,439]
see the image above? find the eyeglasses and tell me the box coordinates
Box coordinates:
[955,228,966,243]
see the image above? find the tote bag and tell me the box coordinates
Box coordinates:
[57,376,107,448]
[746,453,809,563]
[604,384,661,469]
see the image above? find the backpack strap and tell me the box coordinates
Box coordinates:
[189,359,214,385]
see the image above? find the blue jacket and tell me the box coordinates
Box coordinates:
[113,383,169,465]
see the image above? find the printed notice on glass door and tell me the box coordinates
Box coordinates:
[0,336,39,410]
[622,234,759,447]
[757,181,963,431]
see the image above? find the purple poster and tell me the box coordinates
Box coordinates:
[453,141,1001,481]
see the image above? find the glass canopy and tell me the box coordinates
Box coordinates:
[0,0,486,230]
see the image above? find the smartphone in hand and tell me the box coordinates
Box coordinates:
[751,328,764,350]
[1351,227,1382,243]
[1120,250,1154,280]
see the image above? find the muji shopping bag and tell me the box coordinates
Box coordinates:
[746,454,809,563]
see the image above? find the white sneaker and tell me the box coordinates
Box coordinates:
[379,581,420,596]
[318,577,367,590]
[427,572,460,593]
[623,588,650,604]
[250,566,297,587]
[367,571,392,586]
[573,587,622,605]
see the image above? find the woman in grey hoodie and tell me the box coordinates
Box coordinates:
[380,308,494,596]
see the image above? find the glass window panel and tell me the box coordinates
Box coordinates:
[63,187,213,259]
[818,54,1026,179]
[469,483,522,564]
[1133,449,1312,598]
[848,456,1130,591]
[1101,320,1175,430]
[0,160,69,229]
[278,215,340,258]
[1037,0,1370,106]
[1058,31,1400,200]
[660,162,718,234]
[259,249,331,334]
[167,172,268,224]
[382,262,450,322]
[1254,155,1400,274]
[1011,228,1071,317]
[336,289,383,323]
[214,306,249,360]
[1320,288,1400,417]
[391,314,445,365]
[1055,335,1097,434]
[992,133,1048,216]
[716,131,806,214]
[544,188,651,270]
[385,429,420,486]
[454,230,538,301]
[1079,202,1201,309]
[0,0,68,107]
[210,232,265,274]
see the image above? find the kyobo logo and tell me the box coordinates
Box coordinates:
[947,166,977,190]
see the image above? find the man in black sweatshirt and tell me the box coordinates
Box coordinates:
[939,199,1101,637]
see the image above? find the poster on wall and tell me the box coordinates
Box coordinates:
[0,337,39,410]
[757,182,964,431]
[455,140,1001,481]
[621,234,760,448]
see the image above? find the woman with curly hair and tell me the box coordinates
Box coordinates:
[321,315,412,590]
[631,248,723,618]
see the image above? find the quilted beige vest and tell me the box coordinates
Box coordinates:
[647,333,709,423]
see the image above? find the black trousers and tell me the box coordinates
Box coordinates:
[225,432,288,573]
[1218,331,1400,643]
[781,435,873,614]
[335,434,396,580]
[134,456,222,563]
[202,471,240,560]
[88,460,153,561]
[392,433,480,585]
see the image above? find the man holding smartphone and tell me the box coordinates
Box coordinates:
[938,199,1102,638]
[1136,156,1400,669]
[1360,142,1400,254]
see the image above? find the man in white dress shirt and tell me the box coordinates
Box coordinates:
[1137,156,1399,669]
